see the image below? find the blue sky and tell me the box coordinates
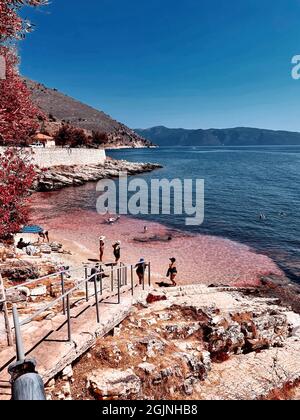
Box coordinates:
[20,0,300,131]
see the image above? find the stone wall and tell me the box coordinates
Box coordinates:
[0,147,106,168]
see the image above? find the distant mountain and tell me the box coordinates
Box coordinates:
[25,79,152,148]
[135,126,300,147]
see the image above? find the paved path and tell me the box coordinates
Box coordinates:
[0,284,145,400]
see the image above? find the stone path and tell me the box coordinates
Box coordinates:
[0,284,143,400]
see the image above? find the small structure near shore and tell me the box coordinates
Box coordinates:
[33,133,56,148]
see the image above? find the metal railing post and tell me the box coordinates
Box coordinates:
[12,305,25,362]
[131,265,134,296]
[125,266,128,286]
[9,305,46,400]
[117,268,121,304]
[99,268,103,295]
[94,275,100,323]
[111,267,114,292]
[66,294,71,342]
[0,274,13,346]
[148,262,151,287]
[85,266,89,302]
[61,272,66,315]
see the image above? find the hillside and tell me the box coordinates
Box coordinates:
[24,79,152,148]
[135,126,300,147]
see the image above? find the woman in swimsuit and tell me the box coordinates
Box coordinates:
[99,236,105,262]
[113,241,121,263]
[135,258,146,285]
[167,257,177,286]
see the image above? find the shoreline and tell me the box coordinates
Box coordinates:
[34,157,163,192]
[28,191,284,288]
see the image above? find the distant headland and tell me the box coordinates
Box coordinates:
[135,126,300,147]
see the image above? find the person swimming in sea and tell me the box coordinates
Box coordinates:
[166,257,177,287]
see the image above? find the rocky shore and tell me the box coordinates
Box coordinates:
[47,285,300,400]
[34,158,162,192]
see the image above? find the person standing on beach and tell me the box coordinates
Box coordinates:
[113,241,121,263]
[167,258,177,287]
[38,230,49,243]
[135,258,146,285]
[99,236,105,262]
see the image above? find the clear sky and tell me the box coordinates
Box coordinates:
[20,0,300,131]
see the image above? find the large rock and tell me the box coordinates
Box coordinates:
[36,160,162,192]
[87,368,141,399]
[0,261,39,282]
[146,292,167,304]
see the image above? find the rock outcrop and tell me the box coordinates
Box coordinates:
[48,285,300,400]
[34,158,162,192]
[87,368,141,400]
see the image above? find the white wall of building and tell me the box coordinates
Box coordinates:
[0,147,106,168]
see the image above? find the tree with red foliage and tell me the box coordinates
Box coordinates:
[0,1,48,42]
[0,0,47,145]
[0,148,36,239]
[0,1,46,239]
[92,131,109,147]
[0,47,43,145]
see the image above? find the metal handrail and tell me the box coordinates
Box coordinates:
[18,262,151,327]
[19,270,96,326]
[5,259,144,292]
[6,265,84,292]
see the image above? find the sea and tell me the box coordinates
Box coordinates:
[106,146,300,282]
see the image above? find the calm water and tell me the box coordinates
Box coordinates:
[107,146,300,282]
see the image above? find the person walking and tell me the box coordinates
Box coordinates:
[112,240,121,263]
[135,258,146,285]
[167,257,177,286]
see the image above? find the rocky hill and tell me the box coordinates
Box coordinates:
[135,126,300,147]
[24,79,153,149]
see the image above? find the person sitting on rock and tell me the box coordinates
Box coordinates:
[90,264,109,282]
[17,238,30,250]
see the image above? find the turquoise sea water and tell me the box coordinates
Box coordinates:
[107,146,300,282]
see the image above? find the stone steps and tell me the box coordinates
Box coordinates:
[0,285,144,400]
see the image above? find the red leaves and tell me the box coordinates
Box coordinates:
[0,148,36,239]
[0,1,47,41]
[0,47,44,145]
[0,1,45,238]
[0,1,46,145]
